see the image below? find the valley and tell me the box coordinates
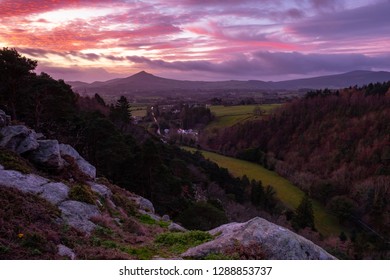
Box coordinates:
[183,147,342,236]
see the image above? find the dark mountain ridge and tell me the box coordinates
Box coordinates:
[68,70,390,94]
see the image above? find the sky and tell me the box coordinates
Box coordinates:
[0,0,389,82]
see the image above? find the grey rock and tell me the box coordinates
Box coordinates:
[59,144,96,179]
[40,182,69,205]
[181,217,336,260]
[0,164,4,170]
[0,169,48,194]
[31,140,64,169]
[59,200,100,234]
[57,244,76,260]
[168,223,187,232]
[129,196,155,213]
[0,109,10,127]
[162,214,170,222]
[0,125,39,154]
[88,181,112,198]
[35,133,45,139]
[0,169,69,204]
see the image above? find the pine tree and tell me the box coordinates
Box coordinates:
[109,95,131,131]
[292,194,315,230]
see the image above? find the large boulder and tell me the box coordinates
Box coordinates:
[59,144,96,179]
[58,200,100,234]
[88,181,112,198]
[0,109,10,127]
[30,140,64,170]
[129,195,155,214]
[0,168,69,205]
[40,182,69,205]
[181,217,336,260]
[0,168,49,194]
[168,222,187,232]
[0,125,39,154]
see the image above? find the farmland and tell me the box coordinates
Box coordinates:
[207,104,280,129]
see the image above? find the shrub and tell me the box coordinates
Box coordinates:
[112,193,136,216]
[0,147,33,173]
[177,202,228,231]
[69,184,95,204]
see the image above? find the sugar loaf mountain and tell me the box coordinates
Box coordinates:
[0,48,389,260]
[68,70,390,95]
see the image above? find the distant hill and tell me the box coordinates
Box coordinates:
[67,70,390,95]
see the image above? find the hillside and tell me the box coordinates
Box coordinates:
[68,70,390,95]
[202,84,390,258]
[0,117,335,260]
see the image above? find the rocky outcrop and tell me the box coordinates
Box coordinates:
[0,125,39,154]
[60,144,96,179]
[30,140,64,170]
[58,200,100,234]
[0,168,50,195]
[0,124,96,179]
[0,167,100,233]
[182,217,336,260]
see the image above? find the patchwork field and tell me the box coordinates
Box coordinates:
[207,104,280,129]
[183,147,343,236]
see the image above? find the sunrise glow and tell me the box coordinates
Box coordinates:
[0,0,389,82]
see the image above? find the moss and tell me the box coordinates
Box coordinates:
[112,193,137,216]
[69,184,95,204]
[158,220,170,228]
[155,230,213,254]
[203,253,237,260]
[121,246,155,260]
[101,240,118,249]
[94,226,114,238]
[0,147,33,174]
[138,214,157,225]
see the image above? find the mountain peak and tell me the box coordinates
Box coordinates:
[132,70,154,77]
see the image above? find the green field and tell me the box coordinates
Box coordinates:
[130,105,148,117]
[131,108,147,117]
[183,147,342,236]
[207,104,280,129]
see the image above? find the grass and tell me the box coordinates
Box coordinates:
[155,230,213,254]
[183,147,342,236]
[207,104,280,129]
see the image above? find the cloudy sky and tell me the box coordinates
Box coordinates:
[0,0,389,82]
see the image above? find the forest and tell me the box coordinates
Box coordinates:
[200,85,390,256]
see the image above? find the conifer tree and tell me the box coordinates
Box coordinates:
[292,194,315,230]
